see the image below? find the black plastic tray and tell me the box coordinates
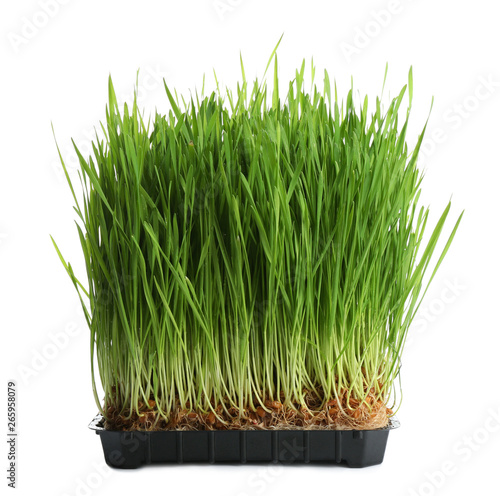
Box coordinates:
[89,414,399,468]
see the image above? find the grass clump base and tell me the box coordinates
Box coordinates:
[104,386,391,431]
[53,53,462,432]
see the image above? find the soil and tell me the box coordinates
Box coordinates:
[103,388,393,431]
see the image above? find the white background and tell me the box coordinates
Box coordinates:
[1,1,499,495]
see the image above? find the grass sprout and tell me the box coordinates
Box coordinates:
[53,56,462,430]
